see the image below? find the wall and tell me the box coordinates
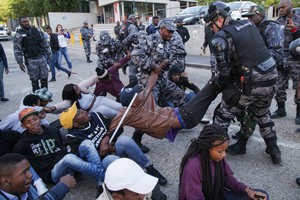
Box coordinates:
[48,12,97,30]
[166,1,180,18]
[185,24,208,55]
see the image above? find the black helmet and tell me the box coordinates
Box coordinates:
[204,1,231,23]
[289,38,300,59]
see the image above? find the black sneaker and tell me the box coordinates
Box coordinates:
[49,78,56,82]
[0,98,9,102]
[68,71,72,78]
[146,165,167,186]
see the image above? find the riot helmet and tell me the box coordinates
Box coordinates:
[204,1,231,23]
[99,31,111,46]
[289,38,300,59]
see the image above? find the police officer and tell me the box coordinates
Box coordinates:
[272,0,300,123]
[123,14,139,40]
[13,17,51,92]
[169,31,187,72]
[132,19,186,107]
[175,19,190,44]
[205,2,281,164]
[227,5,284,155]
[80,21,93,63]
[96,31,124,69]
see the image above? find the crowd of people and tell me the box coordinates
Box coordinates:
[0,0,300,199]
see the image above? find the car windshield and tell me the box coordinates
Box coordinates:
[179,6,202,15]
[227,2,243,11]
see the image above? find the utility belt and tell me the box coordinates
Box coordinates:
[239,64,276,96]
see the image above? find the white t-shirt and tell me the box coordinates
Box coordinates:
[57,34,68,48]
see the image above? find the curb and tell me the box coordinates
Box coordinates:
[186,63,211,70]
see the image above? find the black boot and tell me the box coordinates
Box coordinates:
[264,137,281,164]
[226,137,248,155]
[151,184,167,200]
[132,129,150,153]
[271,102,286,119]
[87,56,92,63]
[146,165,167,186]
[40,78,48,89]
[49,78,56,82]
[295,103,300,125]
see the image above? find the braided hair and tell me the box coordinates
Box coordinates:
[179,124,229,199]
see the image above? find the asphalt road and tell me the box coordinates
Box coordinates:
[1,39,300,200]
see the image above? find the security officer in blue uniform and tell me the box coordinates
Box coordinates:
[205,2,281,164]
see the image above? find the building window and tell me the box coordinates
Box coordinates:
[154,3,166,19]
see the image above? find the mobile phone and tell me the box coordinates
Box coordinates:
[254,193,265,200]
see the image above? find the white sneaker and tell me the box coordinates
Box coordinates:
[34,178,48,196]
[200,115,210,124]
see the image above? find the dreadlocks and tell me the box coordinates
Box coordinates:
[179,124,229,199]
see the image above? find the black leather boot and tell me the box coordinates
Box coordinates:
[264,137,281,164]
[271,102,286,119]
[295,103,300,124]
[226,137,248,155]
[146,165,167,186]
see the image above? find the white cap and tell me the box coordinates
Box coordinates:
[104,158,158,194]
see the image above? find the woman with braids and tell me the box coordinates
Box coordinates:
[179,124,268,200]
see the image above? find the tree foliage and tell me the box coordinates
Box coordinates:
[198,0,300,7]
[0,0,87,22]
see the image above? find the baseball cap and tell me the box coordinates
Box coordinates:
[34,87,53,102]
[128,14,139,20]
[242,5,265,17]
[59,102,78,129]
[19,107,39,123]
[119,85,141,107]
[83,20,88,24]
[105,158,158,194]
[158,19,177,31]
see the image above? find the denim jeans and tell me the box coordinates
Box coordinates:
[91,96,123,118]
[0,61,4,98]
[115,135,151,168]
[51,140,118,185]
[59,47,72,70]
[50,51,70,78]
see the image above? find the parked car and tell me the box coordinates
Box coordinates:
[167,6,208,25]
[227,1,257,20]
[0,25,10,40]
[294,7,300,14]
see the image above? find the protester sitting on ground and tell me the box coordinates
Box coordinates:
[13,107,118,195]
[97,158,164,200]
[93,56,129,101]
[0,94,49,132]
[0,153,76,200]
[179,124,268,200]
[59,102,167,186]
[34,87,53,107]
[49,75,123,118]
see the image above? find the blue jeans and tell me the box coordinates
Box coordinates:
[51,140,118,185]
[59,47,72,70]
[50,51,70,78]
[115,135,151,168]
[0,61,4,98]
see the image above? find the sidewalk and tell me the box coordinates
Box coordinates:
[67,42,211,69]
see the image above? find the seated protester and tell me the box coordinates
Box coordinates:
[13,107,118,193]
[59,102,167,186]
[50,77,123,119]
[93,56,130,101]
[0,153,76,200]
[97,158,161,200]
[167,64,210,124]
[34,88,53,107]
[0,94,49,132]
[179,124,268,200]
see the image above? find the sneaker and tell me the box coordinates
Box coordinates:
[49,78,56,82]
[200,115,210,124]
[0,98,9,102]
[68,71,72,78]
[71,71,77,74]
[56,73,61,77]
[34,178,48,196]
[146,165,167,186]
